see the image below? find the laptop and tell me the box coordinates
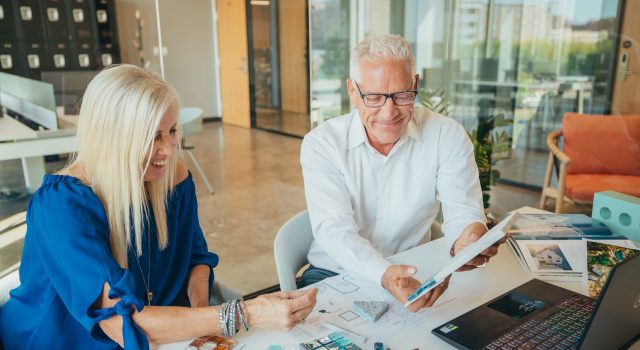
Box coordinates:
[433,254,640,350]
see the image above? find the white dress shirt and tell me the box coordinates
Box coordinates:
[300,108,486,285]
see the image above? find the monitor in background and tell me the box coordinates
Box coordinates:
[0,72,58,130]
[41,71,97,115]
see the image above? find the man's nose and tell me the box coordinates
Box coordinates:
[378,96,399,119]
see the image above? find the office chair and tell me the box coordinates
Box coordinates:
[179,107,214,194]
[0,270,20,308]
[273,210,443,291]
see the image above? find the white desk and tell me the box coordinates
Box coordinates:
[162,240,634,349]
[0,115,38,141]
[160,206,640,350]
[0,115,76,192]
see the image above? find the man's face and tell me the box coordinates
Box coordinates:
[347,59,417,150]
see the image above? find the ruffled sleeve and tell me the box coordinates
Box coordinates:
[29,178,149,349]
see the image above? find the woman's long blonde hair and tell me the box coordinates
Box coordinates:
[68,64,180,268]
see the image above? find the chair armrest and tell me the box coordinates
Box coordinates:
[546,129,570,164]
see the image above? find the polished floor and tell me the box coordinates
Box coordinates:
[1,121,567,296]
[255,108,311,137]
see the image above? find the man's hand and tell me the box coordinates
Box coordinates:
[381,265,450,313]
[452,222,505,271]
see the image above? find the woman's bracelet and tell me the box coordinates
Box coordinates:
[219,298,249,337]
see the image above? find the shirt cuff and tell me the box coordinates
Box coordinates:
[86,272,148,350]
[365,256,392,288]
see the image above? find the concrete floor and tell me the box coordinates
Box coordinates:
[1,121,556,296]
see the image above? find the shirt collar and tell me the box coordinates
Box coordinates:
[348,110,367,149]
[347,109,422,151]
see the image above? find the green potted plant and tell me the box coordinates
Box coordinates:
[419,89,513,209]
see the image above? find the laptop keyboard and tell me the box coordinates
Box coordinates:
[483,295,595,350]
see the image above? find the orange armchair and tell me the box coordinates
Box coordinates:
[540,113,640,213]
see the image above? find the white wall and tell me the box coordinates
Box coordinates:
[116,0,220,118]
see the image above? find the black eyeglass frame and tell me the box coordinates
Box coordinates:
[352,80,418,108]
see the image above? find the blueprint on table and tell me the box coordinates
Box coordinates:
[292,272,477,346]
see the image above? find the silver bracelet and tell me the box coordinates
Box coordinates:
[238,299,249,332]
[229,299,237,336]
[219,300,232,337]
[219,298,250,337]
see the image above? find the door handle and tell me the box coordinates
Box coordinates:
[617,51,635,82]
[238,57,248,73]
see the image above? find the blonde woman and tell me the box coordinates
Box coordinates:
[0,65,317,350]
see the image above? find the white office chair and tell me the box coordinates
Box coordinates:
[179,107,214,194]
[273,210,443,291]
[274,210,313,292]
[0,270,20,308]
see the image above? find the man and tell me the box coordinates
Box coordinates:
[299,34,498,312]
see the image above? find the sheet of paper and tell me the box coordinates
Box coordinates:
[293,274,477,347]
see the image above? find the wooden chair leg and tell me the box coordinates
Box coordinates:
[540,152,555,209]
[555,163,568,213]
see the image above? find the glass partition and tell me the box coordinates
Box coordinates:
[309,0,351,127]
[250,0,311,136]
[310,0,621,189]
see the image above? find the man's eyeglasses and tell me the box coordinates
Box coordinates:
[353,81,417,108]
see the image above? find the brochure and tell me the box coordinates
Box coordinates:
[507,238,585,282]
[506,213,623,239]
[405,212,521,306]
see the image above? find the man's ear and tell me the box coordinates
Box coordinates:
[346,78,359,106]
[346,78,354,94]
[414,74,420,90]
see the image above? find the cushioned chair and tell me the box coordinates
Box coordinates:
[540,113,640,213]
[0,270,20,308]
[180,107,214,194]
[273,210,443,291]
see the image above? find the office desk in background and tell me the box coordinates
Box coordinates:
[0,115,76,192]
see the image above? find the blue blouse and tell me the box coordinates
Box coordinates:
[0,173,219,350]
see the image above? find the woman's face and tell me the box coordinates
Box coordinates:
[143,106,178,181]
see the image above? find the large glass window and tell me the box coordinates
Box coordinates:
[310,0,621,189]
[309,0,351,127]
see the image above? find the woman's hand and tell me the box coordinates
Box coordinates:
[245,288,318,331]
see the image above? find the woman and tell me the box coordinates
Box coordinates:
[0,65,317,349]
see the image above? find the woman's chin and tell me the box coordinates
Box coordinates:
[143,165,167,182]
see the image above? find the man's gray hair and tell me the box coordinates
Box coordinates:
[349,34,416,82]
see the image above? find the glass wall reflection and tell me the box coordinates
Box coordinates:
[309,0,351,127]
[250,0,310,137]
[310,0,621,190]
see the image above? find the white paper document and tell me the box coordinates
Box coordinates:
[293,274,476,346]
[404,212,521,306]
